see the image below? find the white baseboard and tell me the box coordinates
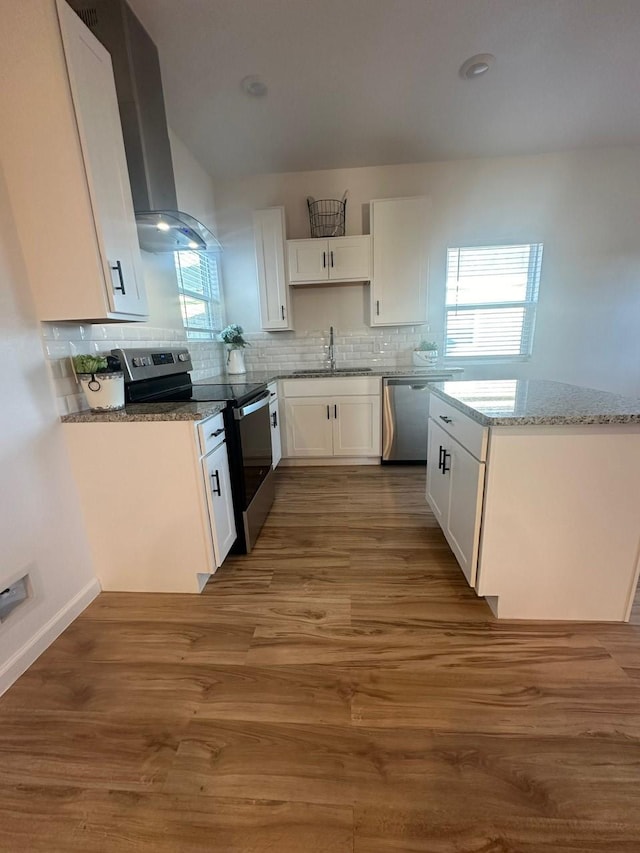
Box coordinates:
[279,457,381,467]
[0,577,101,697]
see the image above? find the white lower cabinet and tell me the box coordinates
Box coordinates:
[268,382,282,468]
[333,397,381,457]
[63,415,236,593]
[282,377,382,462]
[285,398,335,457]
[203,439,236,567]
[426,418,485,586]
[285,395,381,459]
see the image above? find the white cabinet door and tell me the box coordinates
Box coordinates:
[445,439,485,587]
[284,398,334,457]
[426,419,450,525]
[253,207,292,330]
[333,396,381,457]
[269,397,282,468]
[204,441,237,567]
[288,240,329,283]
[328,236,371,281]
[370,197,429,326]
[57,0,147,318]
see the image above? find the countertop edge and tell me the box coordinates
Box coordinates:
[427,384,640,427]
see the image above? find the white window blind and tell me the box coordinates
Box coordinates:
[444,243,543,359]
[174,251,224,340]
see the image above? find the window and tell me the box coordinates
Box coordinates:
[444,243,543,359]
[174,251,224,340]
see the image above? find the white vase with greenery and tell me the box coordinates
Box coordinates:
[220,324,249,375]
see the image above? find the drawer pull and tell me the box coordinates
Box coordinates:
[209,428,224,438]
[439,415,453,424]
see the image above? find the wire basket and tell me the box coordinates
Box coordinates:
[307,190,348,238]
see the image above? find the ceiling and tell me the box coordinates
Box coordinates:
[128,0,640,180]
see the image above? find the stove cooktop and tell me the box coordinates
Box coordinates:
[185,382,267,406]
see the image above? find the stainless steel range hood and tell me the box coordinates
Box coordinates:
[67,0,219,253]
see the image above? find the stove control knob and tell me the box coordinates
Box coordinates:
[132,357,142,367]
[178,353,189,362]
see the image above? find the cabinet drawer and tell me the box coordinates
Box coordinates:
[197,412,226,456]
[429,395,487,461]
[282,376,381,397]
[267,381,279,400]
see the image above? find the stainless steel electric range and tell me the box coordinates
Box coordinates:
[113,347,274,553]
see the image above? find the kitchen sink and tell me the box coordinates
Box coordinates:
[290,367,373,376]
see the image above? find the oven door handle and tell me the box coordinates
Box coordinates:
[234,390,271,420]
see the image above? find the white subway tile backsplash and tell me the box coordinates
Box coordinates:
[42,319,427,416]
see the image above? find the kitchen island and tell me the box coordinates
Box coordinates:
[426,379,640,621]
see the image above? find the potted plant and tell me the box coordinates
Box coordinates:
[413,340,438,368]
[72,354,125,411]
[219,324,249,375]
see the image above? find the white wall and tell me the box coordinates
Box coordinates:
[0,167,98,696]
[216,147,640,396]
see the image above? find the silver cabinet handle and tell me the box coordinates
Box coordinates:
[281,305,285,320]
[322,251,326,268]
[376,299,380,316]
[330,250,334,267]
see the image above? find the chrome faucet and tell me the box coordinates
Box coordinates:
[328,326,336,371]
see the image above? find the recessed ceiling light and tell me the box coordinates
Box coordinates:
[459,54,495,80]
[188,241,199,250]
[156,221,171,232]
[241,75,268,97]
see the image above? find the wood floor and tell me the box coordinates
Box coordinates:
[2,466,640,851]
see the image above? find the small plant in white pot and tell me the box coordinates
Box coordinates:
[413,340,439,368]
[220,324,249,375]
[72,354,125,412]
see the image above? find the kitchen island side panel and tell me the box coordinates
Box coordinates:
[63,420,215,592]
[476,424,640,621]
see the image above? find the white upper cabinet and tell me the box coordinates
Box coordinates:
[0,0,147,322]
[253,207,292,331]
[288,236,371,284]
[369,197,430,326]
[57,0,146,318]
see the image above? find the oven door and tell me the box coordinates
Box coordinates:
[234,391,273,508]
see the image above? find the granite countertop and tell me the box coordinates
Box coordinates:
[195,366,464,385]
[428,379,640,426]
[60,366,462,424]
[61,401,226,424]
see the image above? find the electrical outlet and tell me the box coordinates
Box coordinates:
[0,574,30,623]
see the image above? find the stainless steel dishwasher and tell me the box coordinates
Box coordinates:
[382,375,456,463]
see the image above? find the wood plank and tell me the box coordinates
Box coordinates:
[0,712,184,790]
[0,786,353,852]
[354,809,640,852]
[164,720,640,821]
[79,591,351,628]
